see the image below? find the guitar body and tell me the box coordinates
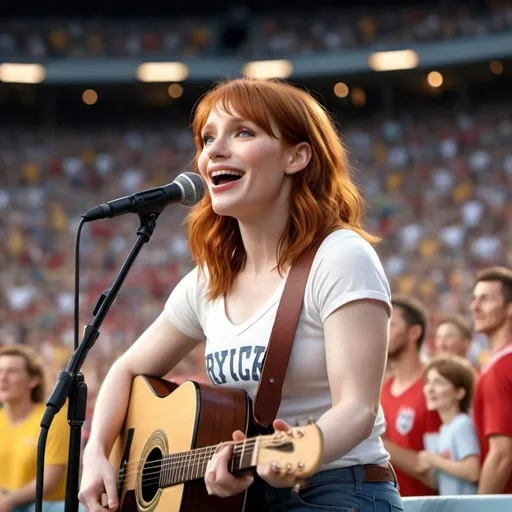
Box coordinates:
[109,375,252,512]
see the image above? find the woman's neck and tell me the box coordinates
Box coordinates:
[237,203,289,276]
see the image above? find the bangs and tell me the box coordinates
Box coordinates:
[192,80,280,147]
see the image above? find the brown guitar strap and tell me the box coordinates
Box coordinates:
[252,237,325,428]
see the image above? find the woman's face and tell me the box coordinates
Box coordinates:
[197,104,303,220]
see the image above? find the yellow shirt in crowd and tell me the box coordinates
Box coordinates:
[0,403,69,501]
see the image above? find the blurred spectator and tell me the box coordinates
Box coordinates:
[434,315,473,359]
[470,266,512,494]
[0,345,69,512]
[381,296,442,497]
[419,356,480,495]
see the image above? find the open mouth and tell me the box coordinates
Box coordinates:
[211,170,244,186]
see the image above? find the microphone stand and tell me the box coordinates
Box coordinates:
[35,212,160,512]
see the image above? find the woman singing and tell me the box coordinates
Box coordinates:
[78,78,402,511]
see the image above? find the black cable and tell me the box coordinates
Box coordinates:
[74,217,86,350]
[35,412,50,512]
[35,217,86,512]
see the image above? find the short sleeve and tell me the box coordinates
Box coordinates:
[482,359,512,438]
[45,402,70,466]
[164,267,205,340]
[308,231,392,323]
[452,415,480,460]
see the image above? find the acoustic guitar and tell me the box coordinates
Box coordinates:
[107,375,324,512]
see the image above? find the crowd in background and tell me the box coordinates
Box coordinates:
[1,101,510,386]
[0,0,512,58]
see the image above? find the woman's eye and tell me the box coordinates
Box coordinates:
[236,128,254,137]
[202,135,214,145]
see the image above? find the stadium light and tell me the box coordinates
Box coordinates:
[427,71,443,88]
[242,60,293,79]
[0,63,46,84]
[168,83,183,98]
[368,50,419,72]
[351,87,366,107]
[490,60,503,75]
[334,82,349,98]
[136,62,189,82]
[82,89,98,105]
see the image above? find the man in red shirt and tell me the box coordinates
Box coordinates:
[471,266,512,494]
[381,296,442,496]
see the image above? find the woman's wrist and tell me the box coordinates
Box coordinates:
[83,441,108,460]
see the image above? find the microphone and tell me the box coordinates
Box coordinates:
[82,172,205,222]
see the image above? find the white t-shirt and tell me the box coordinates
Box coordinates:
[165,229,392,470]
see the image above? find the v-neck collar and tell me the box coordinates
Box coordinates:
[220,279,287,336]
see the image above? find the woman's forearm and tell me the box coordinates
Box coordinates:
[83,361,135,458]
[316,399,376,465]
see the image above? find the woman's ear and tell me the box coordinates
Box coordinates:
[284,142,312,176]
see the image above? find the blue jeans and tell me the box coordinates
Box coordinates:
[263,466,404,511]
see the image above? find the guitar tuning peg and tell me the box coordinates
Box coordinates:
[307,416,315,424]
[286,463,293,475]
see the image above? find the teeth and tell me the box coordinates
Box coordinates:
[211,170,244,178]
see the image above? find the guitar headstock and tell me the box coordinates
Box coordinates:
[256,419,323,479]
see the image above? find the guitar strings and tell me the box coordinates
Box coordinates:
[118,448,251,485]
[115,436,299,484]
[120,449,298,489]
[117,438,271,481]
[117,435,288,476]
[119,433,294,471]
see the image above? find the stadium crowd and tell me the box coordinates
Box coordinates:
[0,0,511,58]
[1,101,510,375]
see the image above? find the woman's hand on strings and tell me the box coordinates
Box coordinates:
[204,430,254,497]
[205,419,303,497]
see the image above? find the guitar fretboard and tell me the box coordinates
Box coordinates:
[158,439,256,487]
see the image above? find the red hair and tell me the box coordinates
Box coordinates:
[187,78,379,300]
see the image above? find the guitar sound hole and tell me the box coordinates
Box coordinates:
[141,448,162,502]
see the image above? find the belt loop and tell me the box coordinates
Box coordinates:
[388,463,399,490]
[352,465,364,493]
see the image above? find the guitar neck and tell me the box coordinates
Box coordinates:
[159,439,257,487]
